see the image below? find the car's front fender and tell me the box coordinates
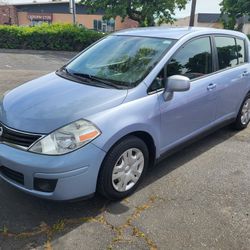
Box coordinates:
[87,93,162,159]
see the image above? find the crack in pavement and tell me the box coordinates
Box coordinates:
[104,196,159,250]
[0,196,160,250]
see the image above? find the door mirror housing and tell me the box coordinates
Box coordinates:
[163,75,190,101]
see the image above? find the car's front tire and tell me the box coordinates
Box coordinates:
[233,93,250,130]
[97,136,149,200]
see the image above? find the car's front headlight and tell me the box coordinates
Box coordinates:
[29,119,101,155]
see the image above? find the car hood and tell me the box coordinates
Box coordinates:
[0,73,127,134]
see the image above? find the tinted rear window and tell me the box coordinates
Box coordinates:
[215,37,238,70]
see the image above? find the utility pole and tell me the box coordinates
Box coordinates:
[69,0,76,25]
[189,0,197,27]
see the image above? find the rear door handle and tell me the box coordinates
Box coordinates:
[207,83,217,91]
[241,71,249,77]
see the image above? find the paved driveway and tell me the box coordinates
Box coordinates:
[0,50,249,250]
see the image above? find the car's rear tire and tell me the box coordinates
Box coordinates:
[97,136,149,200]
[233,93,250,130]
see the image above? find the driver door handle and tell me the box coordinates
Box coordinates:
[207,83,217,91]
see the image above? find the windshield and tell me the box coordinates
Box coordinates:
[65,35,175,88]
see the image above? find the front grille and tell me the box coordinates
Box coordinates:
[0,166,24,185]
[0,123,41,148]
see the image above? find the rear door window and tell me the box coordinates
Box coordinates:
[214,36,238,70]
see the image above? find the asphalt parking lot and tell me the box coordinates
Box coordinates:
[0,49,250,250]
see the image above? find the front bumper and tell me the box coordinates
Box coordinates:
[0,143,106,200]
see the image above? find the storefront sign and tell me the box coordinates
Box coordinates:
[27,13,53,21]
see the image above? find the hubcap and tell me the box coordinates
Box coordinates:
[112,148,144,192]
[241,98,250,125]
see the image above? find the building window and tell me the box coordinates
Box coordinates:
[31,20,52,26]
[93,19,115,32]
[93,20,102,31]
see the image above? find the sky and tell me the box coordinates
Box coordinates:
[176,0,221,18]
[4,0,222,18]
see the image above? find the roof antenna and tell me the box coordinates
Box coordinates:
[189,0,197,27]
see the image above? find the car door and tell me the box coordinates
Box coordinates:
[212,36,250,120]
[155,36,218,154]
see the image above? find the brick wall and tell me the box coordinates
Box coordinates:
[0,5,18,25]
[115,16,139,30]
[0,4,138,31]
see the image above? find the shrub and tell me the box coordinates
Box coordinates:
[0,24,105,51]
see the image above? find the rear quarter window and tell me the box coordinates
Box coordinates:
[236,38,246,64]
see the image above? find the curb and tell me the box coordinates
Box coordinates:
[0,49,77,56]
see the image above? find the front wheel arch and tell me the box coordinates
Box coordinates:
[102,131,156,169]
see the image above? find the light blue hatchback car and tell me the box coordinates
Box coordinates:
[0,27,250,200]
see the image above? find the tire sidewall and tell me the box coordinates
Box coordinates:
[98,136,149,200]
[235,93,250,130]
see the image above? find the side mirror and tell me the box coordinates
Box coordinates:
[163,75,190,101]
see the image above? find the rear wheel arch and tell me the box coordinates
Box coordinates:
[233,92,250,130]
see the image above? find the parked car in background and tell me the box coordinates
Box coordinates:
[0,27,250,200]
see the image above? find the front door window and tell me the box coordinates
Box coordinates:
[167,37,213,80]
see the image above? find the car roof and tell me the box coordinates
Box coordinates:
[114,27,247,40]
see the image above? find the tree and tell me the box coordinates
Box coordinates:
[80,0,189,27]
[220,0,250,30]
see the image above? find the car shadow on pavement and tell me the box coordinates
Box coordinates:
[141,126,238,190]
[0,126,238,248]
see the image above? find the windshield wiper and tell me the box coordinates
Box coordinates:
[60,66,72,76]
[58,67,95,84]
[72,72,124,89]
[58,67,126,89]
